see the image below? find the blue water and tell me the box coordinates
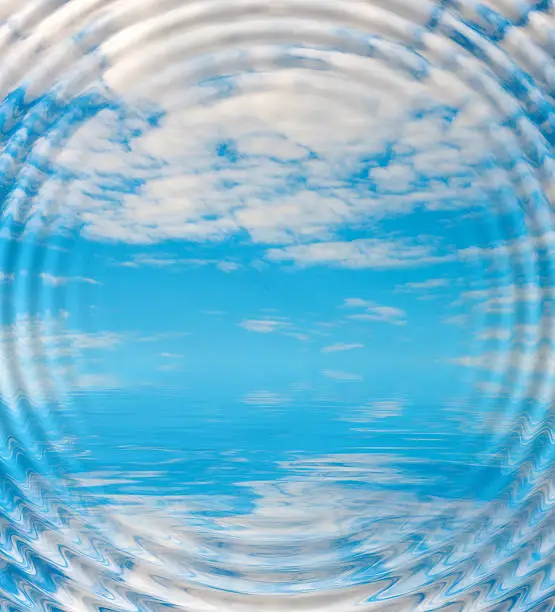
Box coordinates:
[1,0,555,610]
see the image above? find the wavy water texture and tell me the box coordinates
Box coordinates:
[1,0,555,611]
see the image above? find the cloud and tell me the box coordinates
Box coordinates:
[343,298,407,326]
[0,311,124,407]
[395,278,449,292]
[283,332,310,342]
[73,373,121,389]
[266,237,453,269]
[238,315,312,342]
[458,231,555,263]
[368,400,404,418]
[477,328,512,341]
[39,273,101,286]
[70,332,122,350]
[343,400,405,422]
[343,298,372,308]
[159,352,183,359]
[75,460,491,608]
[19,48,501,255]
[216,261,241,272]
[450,343,555,375]
[118,254,241,272]
[321,370,363,382]
[238,319,288,333]
[457,283,554,309]
[443,314,470,327]
[348,309,407,325]
[321,343,364,353]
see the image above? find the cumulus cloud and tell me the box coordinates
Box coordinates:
[63,85,486,247]
[7,21,503,260]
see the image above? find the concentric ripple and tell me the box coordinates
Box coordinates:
[1,0,555,610]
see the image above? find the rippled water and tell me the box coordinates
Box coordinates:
[2,0,555,610]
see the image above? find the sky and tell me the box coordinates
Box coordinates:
[2,1,555,609]
[0,0,553,499]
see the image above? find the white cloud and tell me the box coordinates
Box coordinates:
[118,254,241,272]
[370,400,404,418]
[238,318,288,333]
[238,315,312,342]
[70,332,121,350]
[458,283,554,309]
[343,298,407,326]
[73,373,121,390]
[343,400,405,422]
[74,459,493,607]
[216,261,241,272]
[0,0,539,303]
[321,370,362,382]
[321,343,364,353]
[348,309,407,325]
[11,32,499,252]
[343,298,372,308]
[458,231,555,263]
[39,273,101,286]
[477,328,512,341]
[395,278,449,292]
[159,352,183,359]
[282,331,310,342]
[266,237,453,269]
[451,343,555,376]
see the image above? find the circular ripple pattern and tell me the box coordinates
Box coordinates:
[2,0,555,611]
